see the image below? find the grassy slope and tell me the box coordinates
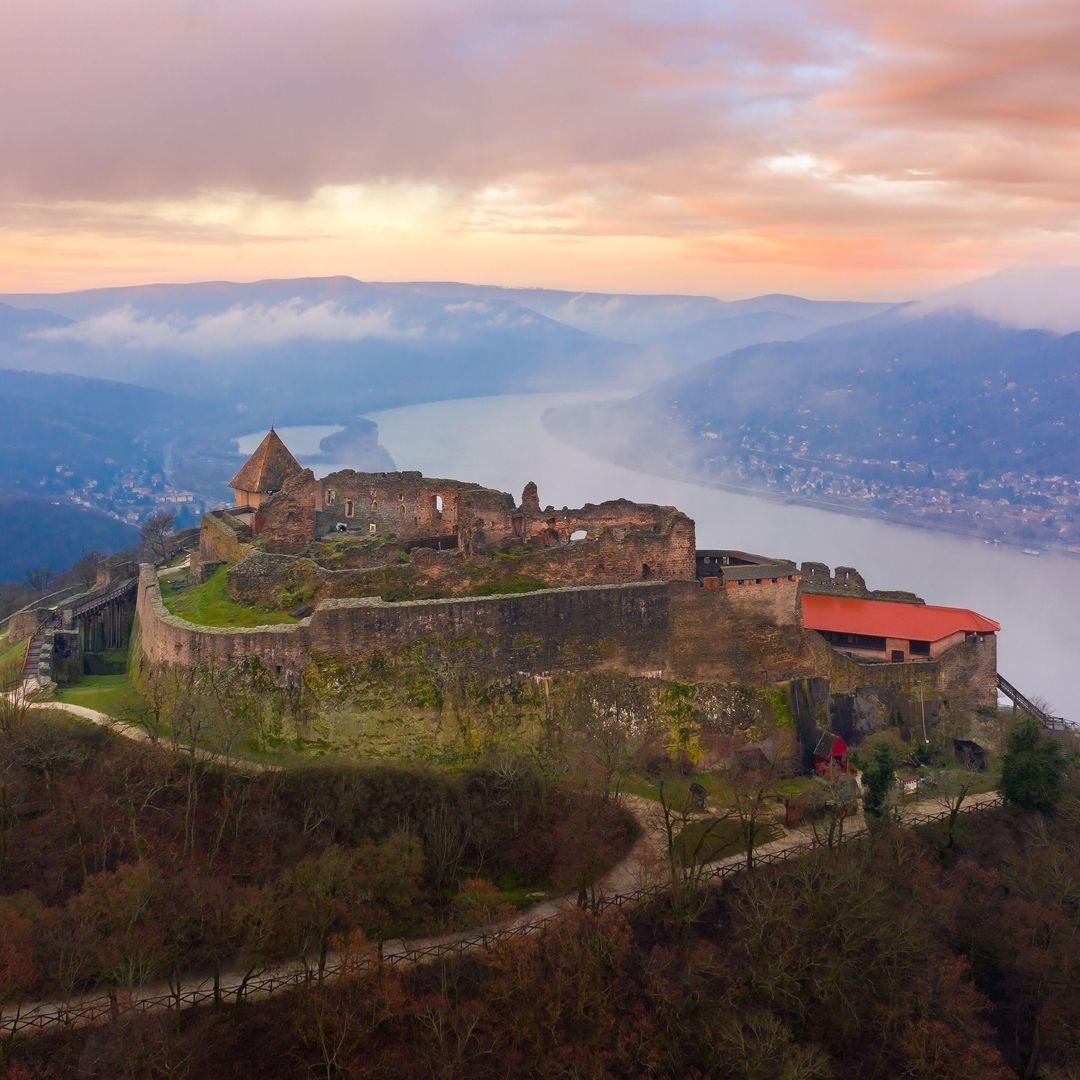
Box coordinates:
[54,673,142,716]
[675,816,785,863]
[160,565,298,627]
[0,630,28,671]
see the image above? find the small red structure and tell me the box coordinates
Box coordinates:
[814,732,849,775]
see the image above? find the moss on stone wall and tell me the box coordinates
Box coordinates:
[766,685,796,730]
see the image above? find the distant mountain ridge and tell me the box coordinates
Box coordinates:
[543,287,1080,549]
[0,276,897,410]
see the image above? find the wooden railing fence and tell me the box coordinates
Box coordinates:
[1,794,1004,1038]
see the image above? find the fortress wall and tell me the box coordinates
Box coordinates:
[800,561,924,604]
[7,610,43,642]
[823,632,997,713]
[669,577,817,684]
[136,563,995,735]
[315,471,516,543]
[198,512,252,565]
[487,516,696,588]
[136,566,677,677]
[254,471,320,554]
[136,567,309,670]
[518,504,696,580]
[305,580,675,673]
[723,573,803,626]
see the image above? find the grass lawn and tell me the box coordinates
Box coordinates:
[0,632,29,672]
[674,816,785,865]
[55,673,143,717]
[624,770,820,811]
[160,566,298,627]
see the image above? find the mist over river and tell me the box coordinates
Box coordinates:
[248,391,1080,719]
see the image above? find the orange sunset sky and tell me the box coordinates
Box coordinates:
[2,0,1078,299]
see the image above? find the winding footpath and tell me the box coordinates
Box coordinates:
[2,699,1003,1038]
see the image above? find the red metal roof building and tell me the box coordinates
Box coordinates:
[801,593,999,663]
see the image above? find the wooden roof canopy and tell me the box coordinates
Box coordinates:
[229,429,304,495]
[801,593,1000,642]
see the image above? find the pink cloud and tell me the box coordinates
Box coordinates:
[2,0,1079,293]
[1,0,821,200]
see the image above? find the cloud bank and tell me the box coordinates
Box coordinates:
[28,301,421,353]
[909,266,1080,333]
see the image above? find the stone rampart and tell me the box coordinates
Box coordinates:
[137,562,821,687]
[193,511,253,578]
[668,576,818,683]
[824,633,997,714]
[136,566,681,679]
[135,564,1000,762]
[7,610,43,643]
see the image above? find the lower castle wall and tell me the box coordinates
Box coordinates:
[135,566,997,743]
[823,632,998,715]
[136,566,680,678]
[137,565,816,685]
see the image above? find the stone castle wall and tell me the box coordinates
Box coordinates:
[316,470,514,544]
[136,564,818,686]
[250,467,697,584]
[195,509,251,570]
[136,566,680,679]
[252,470,320,554]
[800,561,924,604]
[825,633,998,719]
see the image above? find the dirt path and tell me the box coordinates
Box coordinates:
[29,700,277,773]
[2,706,1004,1036]
[0,783,669,1034]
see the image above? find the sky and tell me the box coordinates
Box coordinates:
[2,0,1078,299]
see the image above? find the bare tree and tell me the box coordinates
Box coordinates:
[73,549,104,588]
[807,767,859,850]
[139,510,176,564]
[730,765,783,872]
[25,566,54,596]
[653,780,733,930]
[0,659,33,736]
[934,767,983,848]
[423,796,472,907]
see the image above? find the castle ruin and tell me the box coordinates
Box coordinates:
[133,431,1002,767]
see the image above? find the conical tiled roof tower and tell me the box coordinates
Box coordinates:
[228,428,304,509]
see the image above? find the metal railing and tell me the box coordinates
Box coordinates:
[997,673,1070,729]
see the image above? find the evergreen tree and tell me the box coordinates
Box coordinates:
[861,742,896,822]
[1000,713,1065,814]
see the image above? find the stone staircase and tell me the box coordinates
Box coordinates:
[17,576,136,692]
[20,612,60,690]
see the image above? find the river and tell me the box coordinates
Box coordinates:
[241,392,1079,718]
